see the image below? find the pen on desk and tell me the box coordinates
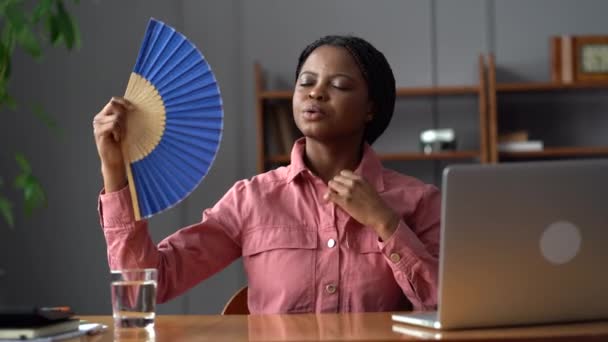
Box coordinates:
[79,321,109,335]
[40,306,71,311]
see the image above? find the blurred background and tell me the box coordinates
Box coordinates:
[0,0,607,314]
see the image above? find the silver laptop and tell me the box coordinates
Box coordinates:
[393,159,608,330]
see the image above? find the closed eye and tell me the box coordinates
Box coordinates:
[331,77,353,90]
[332,84,350,90]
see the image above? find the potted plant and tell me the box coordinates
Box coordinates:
[0,0,80,228]
[0,0,80,303]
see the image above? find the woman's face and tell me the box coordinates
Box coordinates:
[293,45,372,144]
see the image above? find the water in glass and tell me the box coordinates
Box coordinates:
[111,279,157,328]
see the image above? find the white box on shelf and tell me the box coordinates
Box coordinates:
[498,140,544,152]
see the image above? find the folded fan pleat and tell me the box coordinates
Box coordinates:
[125,18,223,218]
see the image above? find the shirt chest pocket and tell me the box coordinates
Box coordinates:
[242,227,318,313]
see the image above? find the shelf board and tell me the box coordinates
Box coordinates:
[267,154,291,163]
[260,85,479,100]
[259,90,292,99]
[496,81,608,93]
[266,150,479,163]
[396,86,478,96]
[379,151,480,161]
[499,146,608,159]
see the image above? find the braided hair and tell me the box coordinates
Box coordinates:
[295,35,396,145]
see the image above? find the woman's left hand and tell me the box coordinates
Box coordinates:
[324,170,400,241]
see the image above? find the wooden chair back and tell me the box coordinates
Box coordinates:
[221,286,249,315]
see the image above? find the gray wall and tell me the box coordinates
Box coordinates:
[0,0,606,314]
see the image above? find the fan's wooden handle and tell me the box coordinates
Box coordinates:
[122,142,142,221]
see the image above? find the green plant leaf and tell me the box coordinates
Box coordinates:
[55,1,75,49]
[16,26,42,59]
[32,0,54,23]
[45,14,58,45]
[0,40,7,79]
[0,0,23,14]
[0,31,13,80]
[32,103,63,138]
[12,154,46,217]
[0,2,10,15]
[70,13,81,49]
[18,175,45,216]
[0,195,15,228]
[4,94,16,109]
[4,2,27,33]
[1,25,16,56]
[14,173,27,188]
[0,90,16,111]
[14,153,32,173]
[0,56,11,81]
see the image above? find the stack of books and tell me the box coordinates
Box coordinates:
[0,306,80,340]
[498,131,544,152]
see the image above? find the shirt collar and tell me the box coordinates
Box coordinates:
[286,138,385,192]
[286,138,309,182]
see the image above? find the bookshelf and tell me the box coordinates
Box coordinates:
[486,54,608,163]
[254,55,490,173]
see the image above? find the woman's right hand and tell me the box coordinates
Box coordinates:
[93,97,132,192]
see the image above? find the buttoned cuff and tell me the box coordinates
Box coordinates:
[98,185,136,228]
[377,220,429,273]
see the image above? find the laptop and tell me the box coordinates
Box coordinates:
[392,159,608,330]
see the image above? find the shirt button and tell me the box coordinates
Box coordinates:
[325,284,337,294]
[390,253,401,263]
[327,238,336,248]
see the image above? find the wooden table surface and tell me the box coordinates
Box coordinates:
[79,313,608,341]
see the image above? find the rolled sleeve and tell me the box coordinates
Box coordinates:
[96,183,243,304]
[98,186,136,228]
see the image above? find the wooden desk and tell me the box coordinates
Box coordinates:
[80,313,608,341]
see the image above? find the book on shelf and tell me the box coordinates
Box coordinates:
[498,140,544,152]
[266,105,285,156]
[276,105,299,154]
[266,104,299,157]
[498,130,529,143]
[551,35,573,83]
[498,130,543,152]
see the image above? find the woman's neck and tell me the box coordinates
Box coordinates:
[303,138,364,183]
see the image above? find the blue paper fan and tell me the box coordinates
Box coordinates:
[122,18,223,220]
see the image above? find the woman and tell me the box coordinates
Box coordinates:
[93,35,440,314]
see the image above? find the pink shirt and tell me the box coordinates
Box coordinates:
[98,139,440,313]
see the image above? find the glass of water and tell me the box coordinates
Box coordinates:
[111,268,158,330]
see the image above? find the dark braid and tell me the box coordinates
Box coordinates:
[295,35,396,145]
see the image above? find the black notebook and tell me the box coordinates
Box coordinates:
[0,319,80,339]
[0,306,79,339]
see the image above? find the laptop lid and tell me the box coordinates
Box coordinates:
[437,159,608,329]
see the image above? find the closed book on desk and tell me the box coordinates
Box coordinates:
[0,318,80,339]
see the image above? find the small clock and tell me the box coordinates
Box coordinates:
[573,36,608,82]
[551,35,608,83]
